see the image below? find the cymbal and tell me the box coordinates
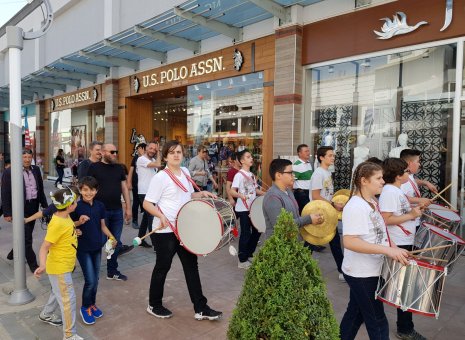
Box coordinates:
[302,200,338,238]
[334,189,351,198]
[300,227,336,246]
[331,195,349,221]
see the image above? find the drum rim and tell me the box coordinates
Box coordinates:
[409,258,446,272]
[376,296,439,318]
[250,196,265,232]
[421,222,465,244]
[176,199,224,256]
[429,205,460,221]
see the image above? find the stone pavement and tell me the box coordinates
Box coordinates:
[0,180,463,339]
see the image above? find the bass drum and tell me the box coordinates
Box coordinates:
[250,196,266,233]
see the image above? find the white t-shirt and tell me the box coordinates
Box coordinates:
[342,196,389,277]
[400,174,421,226]
[309,167,333,201]
[232,170,257,212]
[379,184,416,245]
[145,167,194,234]
[137,155,157,195]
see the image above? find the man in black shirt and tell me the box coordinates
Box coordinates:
[88,143,132,281]
[77,141,102,180]
[127,143,146,229]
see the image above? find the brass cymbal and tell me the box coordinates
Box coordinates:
[302,200,338,238]
[331,195,349,221]
[334,189,351,198]
[300,227,337,246]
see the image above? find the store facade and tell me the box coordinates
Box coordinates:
[118,36,275,191]
[44,84,105,178]
[302,0,465,215]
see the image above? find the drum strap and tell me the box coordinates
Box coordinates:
[157,206,178,236]
[163,168,202,192]
[408,178,421,198]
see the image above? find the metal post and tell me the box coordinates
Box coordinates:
[6,26,35,305]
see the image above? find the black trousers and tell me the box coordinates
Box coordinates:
[138,194,154,239]
[8,199,39,267]
[132,186,141,224]
[149,233,208,313]
[293,189,318,249]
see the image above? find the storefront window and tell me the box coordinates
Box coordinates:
[306,44,456,194]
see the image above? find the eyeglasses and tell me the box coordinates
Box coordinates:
[110,150,118,155]
[280,171,294,175]
[22,149,33,155]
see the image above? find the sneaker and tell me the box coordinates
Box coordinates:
[80,306,95,325]
[132,222,139,229]
[396,330,427,340]
[39,311,62,326]
[194,306,223,321]
[64,335,84,340]
[140,240,152,248]
[146,305,173,319]
[90,305,103,318]
[338,273,346,282]
[119,244,134,256]
[312,245,326,252]
[106,272,128,281]
[238,260,252,269]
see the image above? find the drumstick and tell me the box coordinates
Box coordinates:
[421,212,453,230]
[430,183,452,201]
[411,255,448,263]
[133,224,163,246]
[409,244,453,255]
[436,194,456,210]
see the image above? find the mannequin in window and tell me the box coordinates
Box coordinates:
[352,135,370,171]
[389,133,409,158]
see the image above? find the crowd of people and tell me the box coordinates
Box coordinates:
[0,138,440,340]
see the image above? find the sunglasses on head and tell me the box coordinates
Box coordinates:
[110,150,118,155]
[22,149,33,155]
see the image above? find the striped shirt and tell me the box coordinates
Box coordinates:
[293,158,313,190]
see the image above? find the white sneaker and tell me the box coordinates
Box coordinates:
[238,260,251,269]
[63,335,84,340]
[39,311,62,326]
[338,273,346,282]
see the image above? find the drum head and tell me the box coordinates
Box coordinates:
[250,196,266,233]
[429,204,460,222]
[422,222,465,245]
[176,200,223,255]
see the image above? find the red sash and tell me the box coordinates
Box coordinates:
[408,177,421,198]
[163,167,202,192]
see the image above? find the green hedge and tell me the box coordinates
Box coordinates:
[228,209,339,340]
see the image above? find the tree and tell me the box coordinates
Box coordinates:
[228,209,339,340]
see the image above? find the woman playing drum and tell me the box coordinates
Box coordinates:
[340,162,410,340]
[142,140,222,321]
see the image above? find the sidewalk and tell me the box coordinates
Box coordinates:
[0,180,463,339]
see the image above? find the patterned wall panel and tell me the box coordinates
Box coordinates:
[401,100,450,195]
[316,105,353,191]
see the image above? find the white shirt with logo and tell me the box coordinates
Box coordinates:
[400,174,421,226]
[137,155,157,195]
[309,167,333,201]
[232,170,257,212]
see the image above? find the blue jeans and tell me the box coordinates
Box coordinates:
[105,209,123,276]
[76,249,101,308]
[340,274,389,340]
[236,211,260,263]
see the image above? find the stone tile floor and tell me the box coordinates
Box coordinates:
[0,180,463,339]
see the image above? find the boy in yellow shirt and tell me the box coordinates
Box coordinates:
[34,188,84,340]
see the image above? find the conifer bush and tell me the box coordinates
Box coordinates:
[228,209,339,340]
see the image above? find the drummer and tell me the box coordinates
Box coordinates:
[230,149,266,269]
[379,158,425,340]
[262,158,323,236]
[142,140,222,321]
[400,149,437,225]
[340,162,410,340]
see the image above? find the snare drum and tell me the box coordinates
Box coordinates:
[250,196,266,233]
[176,198,236,256]
[414,222,465,271]
[422,204,461,233]
[376,257,446,318]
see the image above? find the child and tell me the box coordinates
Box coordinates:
[143,140,222,320]
[340,162,410,340]
[379,158,424,340]
[310,146,345,281]
[230,149,266,269]
[34,188,83,340]
[71,176,117,325]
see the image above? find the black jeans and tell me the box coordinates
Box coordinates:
[149,233,207,312]
[340,274,389,340]
[293,189,318,249]
[396,245,414,334]
[131,186,141,224]
[55,167,64,185]
[236,211,261,263]
[8,199,39,267]
[329,231,344,273]
[138,194,154,239]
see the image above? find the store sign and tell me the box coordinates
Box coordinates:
[141,55,227,88]
[55,89,97,108]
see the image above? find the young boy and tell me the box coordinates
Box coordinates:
[72,176,117,325]
[379,158,424,340]
[230,149,266,269]
[310,146,345,281]
[34,188,83,340]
